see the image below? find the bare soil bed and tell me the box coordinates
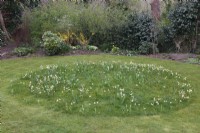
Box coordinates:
[147,53,197,62]
[0,43,101,60]
[0,42,198,62]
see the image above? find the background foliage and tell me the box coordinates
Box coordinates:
[158,1,199,52]
[1,0,199,54]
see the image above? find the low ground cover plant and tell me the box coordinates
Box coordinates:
[185,56,200,64]
[13,47,34,57]
[111,45,138,56]
[86,45,98,51]
[69,45,98,51]
[197,55,200,63]
[111,45,120,54]
[11,61,193,116]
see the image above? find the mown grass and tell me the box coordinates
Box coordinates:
[1,55,200,133]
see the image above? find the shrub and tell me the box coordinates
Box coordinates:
[69,45,98,51]
[157,26,175,52]
[161,1,199,52]
[27,1,126,47]
[168,2,198,37]
[118,50,138,56]
[58,32,89,46]
[107,12,154,51]
[86,45,98,51]
[30,37,42,48]
[197,55,200,63]
[25,2,68,44]
[59,42,70,54]
[155,1,199,53]
[13,47,34,56]
[110,45,138,56]
[139,41,158,55]
[99,43,111,52]
[111,45,120,54]
[42,31,69,55]
[69,45,82,50]
[69,46,77,50]
[98,43,113,52]
[0,29,5,47]
[195,48,200,55]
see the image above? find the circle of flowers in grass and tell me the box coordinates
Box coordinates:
[18,61,193,116]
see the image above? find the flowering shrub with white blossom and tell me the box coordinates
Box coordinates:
[14,61,193,116]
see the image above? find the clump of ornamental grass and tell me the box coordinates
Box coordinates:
[10,61,193,116]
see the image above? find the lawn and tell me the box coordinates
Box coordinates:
[1,55,200,133]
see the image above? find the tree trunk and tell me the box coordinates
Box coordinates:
[150,0,160,55]
[0,10,11,41]
[191,20,199,53]
[150,0,161,21]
